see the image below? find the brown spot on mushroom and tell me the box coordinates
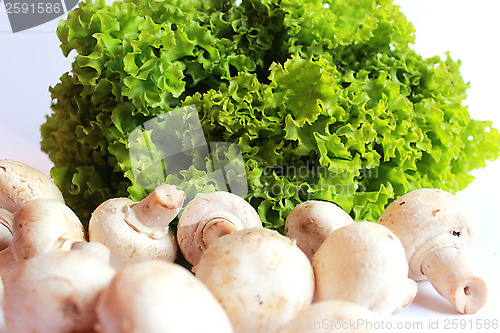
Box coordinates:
[464,286,471,296]
[299,218,317,234]
[267,295,287,311]
[62,296,81,318]
[432,209,440,216]
[52,236,69,250]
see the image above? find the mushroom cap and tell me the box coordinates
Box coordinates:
[377,188,478,280]
[194,228,315,333]
[11,198,85,261]
[96,260,233,333]
[0,159,64,213]
[285,200,354,261]
[3,249,116,333]
[278,300,380,333]
[71,241,112,265]
[0,208,13,251]
[313,222,417,316]
[177,191,262,266]
[89,198,178,270]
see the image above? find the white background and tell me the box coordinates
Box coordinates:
[0,0,499,331]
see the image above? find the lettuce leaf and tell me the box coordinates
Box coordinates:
[42,0,500,229]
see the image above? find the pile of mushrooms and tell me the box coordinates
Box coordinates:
[283,190,488,318]
[3,242,116,333]
[0,160,240,332]
[0,159,491,332]
[0,160,85,279]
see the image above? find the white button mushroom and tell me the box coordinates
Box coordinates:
[285,200,354,261]
[279,300,381,333]
[193,228,315,333]
[177,191,263,266]
[0,208,13,251]
[11,198,85,261]
[89,183,184,270]
[3,246,116,333]
[96,260,234,333]
[313,222,417,316]
[0,198,86,279]
[378,188,487,314]
[0,159,64,213]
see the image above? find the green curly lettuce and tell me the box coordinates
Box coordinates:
[42,0,500,229]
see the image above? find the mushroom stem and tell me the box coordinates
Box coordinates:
[201,218,237,250]
[128,184,184,231]
[421,246,487,314]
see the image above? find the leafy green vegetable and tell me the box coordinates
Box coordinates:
[42,0,500,230]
